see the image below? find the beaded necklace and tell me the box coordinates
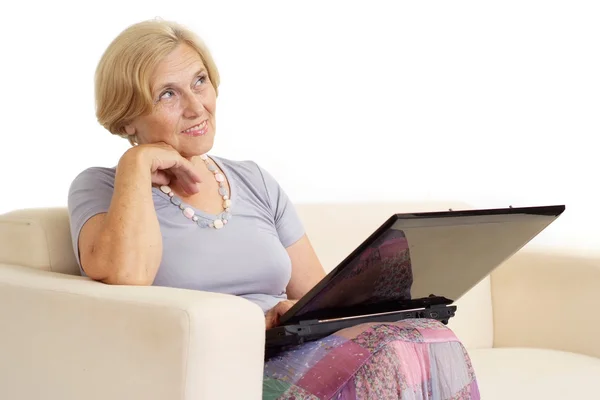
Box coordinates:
[159,154,231,229]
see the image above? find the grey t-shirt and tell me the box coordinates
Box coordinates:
[67,155,305,313]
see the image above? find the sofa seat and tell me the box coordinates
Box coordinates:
[469,347,600,399]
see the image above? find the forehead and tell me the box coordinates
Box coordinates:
[152,44,205,86]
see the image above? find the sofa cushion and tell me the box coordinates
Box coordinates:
[0,208,79,275]
[491,250,600,358]
[469,348,600,399]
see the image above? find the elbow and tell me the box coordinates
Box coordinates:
[82,243,159,286]
[102,268,155,286]
[83,258,155,286]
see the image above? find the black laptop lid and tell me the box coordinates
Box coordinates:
[279,205,565,325]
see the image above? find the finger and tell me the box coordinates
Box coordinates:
[276,301,294,315]
[174,162,202,195]
[162,168,176,179]
[152,170,171,186]
[265,312,275,330]
[175,158,202,179]
[270,310,283,327]
[175,172,201,195]
[182,160,203,183]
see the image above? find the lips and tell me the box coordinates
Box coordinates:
[181,120,208,136]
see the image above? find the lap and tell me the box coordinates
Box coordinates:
[263,319,479,400]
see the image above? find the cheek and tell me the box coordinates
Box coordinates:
[206,99,216,114]
[205,88,217,114]
[136,113,179,141]
[151,108,181,131]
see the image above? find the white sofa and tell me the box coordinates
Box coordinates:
[0,201,599,399]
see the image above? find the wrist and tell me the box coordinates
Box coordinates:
[117,146,153,178]
[121,145,151,167]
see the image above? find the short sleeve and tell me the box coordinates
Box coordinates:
[67,167,116,273]
[256,164,305,247]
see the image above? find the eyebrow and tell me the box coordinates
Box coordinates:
[154,68,207,93]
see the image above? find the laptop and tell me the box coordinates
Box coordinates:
[265,204,565,357]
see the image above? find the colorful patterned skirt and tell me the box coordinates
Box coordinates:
[263,319,479,399]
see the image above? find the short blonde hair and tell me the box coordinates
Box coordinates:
[94,19,220,144]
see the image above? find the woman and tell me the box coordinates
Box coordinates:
[67,18,480,399]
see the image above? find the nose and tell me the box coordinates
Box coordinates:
[182,91,203,119]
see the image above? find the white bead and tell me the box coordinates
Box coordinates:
[223,199,232,208]
[200,154,208,160]
[223,195,229,200]
[160,185,171,194]
[213,219,224,229]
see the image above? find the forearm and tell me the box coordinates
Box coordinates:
[90,150,162,285]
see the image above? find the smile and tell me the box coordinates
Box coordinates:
[181,120,208,136]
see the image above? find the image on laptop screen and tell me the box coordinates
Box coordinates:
[290,228,415,318]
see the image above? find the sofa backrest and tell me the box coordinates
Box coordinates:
[0,201,495,348]
[0,208,79,275]
[0,202,475,276]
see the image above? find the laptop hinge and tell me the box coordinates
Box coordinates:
[426,303,451,310]
[298,319,320,325]
[294,303,453,325]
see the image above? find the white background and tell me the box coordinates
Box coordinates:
[0,1,598,253]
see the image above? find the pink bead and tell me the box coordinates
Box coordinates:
[223,219,228,224]
[183,207,195,219]
[215,173,225,182]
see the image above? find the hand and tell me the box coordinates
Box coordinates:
[265,300,297,330]
[126,142,203,195]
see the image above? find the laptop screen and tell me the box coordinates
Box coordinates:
[282,205,565,323]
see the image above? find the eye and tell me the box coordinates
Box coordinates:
[159,90,175,100]
[194,74,208,87]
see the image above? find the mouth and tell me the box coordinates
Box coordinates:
[181,120,208,136]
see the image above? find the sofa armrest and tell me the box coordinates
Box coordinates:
[491,249,600,358]
[0,263,266,400]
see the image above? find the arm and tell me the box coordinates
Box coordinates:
[78,150,162,285]
[285,234,326,300]
[74,144,201,286]
[264,234,326,328]
[255,162,325,306]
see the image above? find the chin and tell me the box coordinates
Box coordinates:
[179,138,214,158]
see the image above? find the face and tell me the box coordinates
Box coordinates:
[125,44,217,158]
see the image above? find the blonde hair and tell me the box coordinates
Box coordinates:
[94,19,220,144]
